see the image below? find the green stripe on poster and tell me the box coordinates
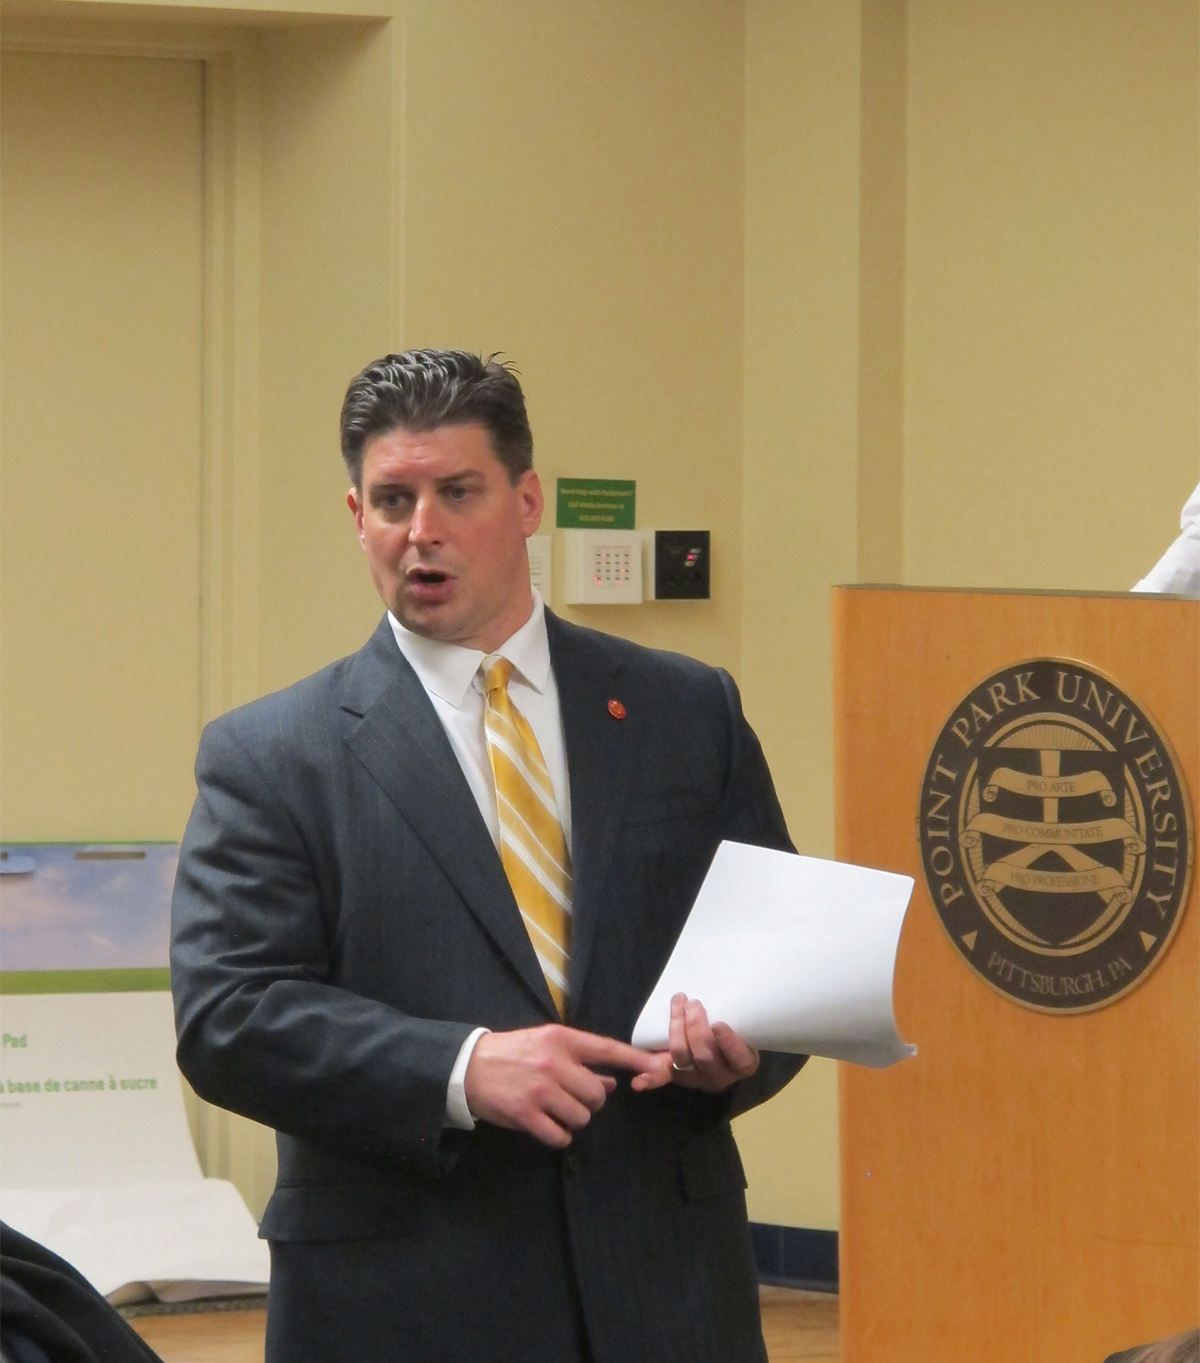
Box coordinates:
[0,968,171,995]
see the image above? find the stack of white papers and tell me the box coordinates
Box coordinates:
[632,841,916,1068]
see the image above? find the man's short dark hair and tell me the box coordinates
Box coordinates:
[340,350,534,487]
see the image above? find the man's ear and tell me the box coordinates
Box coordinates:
[518,470,544,538]
[347,486,366,546]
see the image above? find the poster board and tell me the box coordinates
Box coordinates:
[0,844,269,1301]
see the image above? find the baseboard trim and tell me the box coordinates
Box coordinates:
[750,1222,838,1293]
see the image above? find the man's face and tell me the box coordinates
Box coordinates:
[347,422,543,653]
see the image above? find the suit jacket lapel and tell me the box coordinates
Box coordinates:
[341,619,558,1018]
[547,613,640,1014]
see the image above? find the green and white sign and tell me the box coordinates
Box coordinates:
[556,478,636,530]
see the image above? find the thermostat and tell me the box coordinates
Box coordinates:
[562,529,643,604]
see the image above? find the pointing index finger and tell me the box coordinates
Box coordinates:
[566,1030,660,1073]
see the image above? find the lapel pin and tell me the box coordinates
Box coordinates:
[607,698,627,720]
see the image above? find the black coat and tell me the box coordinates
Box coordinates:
[171,611,803,1363]
[0,1223,162,1363]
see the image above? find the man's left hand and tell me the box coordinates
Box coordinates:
[630,993,759,1094]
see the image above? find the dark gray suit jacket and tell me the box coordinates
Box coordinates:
[171,611,803,1363]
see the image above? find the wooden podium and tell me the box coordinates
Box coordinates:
[834,587,1198,1363]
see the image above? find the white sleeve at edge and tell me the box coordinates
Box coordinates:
[1132,523,1200,596]
[445,1026,490,1130]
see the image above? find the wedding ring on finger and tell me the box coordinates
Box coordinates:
[671,1060,697,1073]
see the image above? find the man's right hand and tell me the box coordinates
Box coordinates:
[463,1025,660,1149]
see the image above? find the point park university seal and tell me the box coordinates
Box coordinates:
[920,660,1193,1013]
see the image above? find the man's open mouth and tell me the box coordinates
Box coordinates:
[405,567,456,604]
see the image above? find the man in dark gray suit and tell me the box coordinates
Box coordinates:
[171,351,803,1363]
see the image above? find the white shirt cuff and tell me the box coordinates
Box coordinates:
[445,1027,490,1130]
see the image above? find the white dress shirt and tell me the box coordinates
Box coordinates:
[1133,480,1200,597]
[387,591,572,1129]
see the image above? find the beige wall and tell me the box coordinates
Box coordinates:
[904,0,1199,591]
[256,21,395,692]
[1,0,1196,1234]
[0,50,206,843]
[736,0,863,1233]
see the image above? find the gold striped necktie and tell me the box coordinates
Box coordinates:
[482,658,572,1016]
